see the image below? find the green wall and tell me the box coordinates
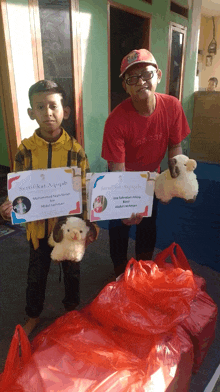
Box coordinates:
[80,0,197,171]
[0,98,9,167]
[80,0,109,172]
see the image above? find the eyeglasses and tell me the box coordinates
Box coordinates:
[125,70,157,86]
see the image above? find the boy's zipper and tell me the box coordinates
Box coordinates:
[45,143,52,238]
[47,143,52,168]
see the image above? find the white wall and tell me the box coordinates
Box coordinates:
[198,15,220,90]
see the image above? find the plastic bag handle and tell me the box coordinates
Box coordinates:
[1,325,32,388]
[154,242,192,271]
[154,243,176,267]
[125,258,159,282]
[172,243,192,271]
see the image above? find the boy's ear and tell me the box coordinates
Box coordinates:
[157,69,162,84]
[63,106,71,120]
[28,108,35,120]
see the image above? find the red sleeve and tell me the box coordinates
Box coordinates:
[101,113,126,163]
[168,98,191,145]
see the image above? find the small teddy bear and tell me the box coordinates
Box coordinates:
[155,154,199,204]
[48,216,90,262]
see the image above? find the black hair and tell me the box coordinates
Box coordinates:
[28,80,67,107]
[208,77,218,86]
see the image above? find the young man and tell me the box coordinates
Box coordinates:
[0,80,98,335]
[207,77,218,91]
[101,49,191,277]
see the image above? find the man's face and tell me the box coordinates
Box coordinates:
[207,80,217,91]
[123,63,162,102]
[28,92,69,141]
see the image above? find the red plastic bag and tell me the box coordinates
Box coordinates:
[0,244,198,391]
[154,243,217,373]
[83,308,194,392]
[154,242,206,291]
[1,312,182,392]
[181,290,218,373]
[90,258,198,335]
[1,313,145,392]
[0,325,32,391]
[3,312,193,392]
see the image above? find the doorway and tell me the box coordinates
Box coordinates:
[166,22,187,102]
[38,0,75,137]
[108,2,151,111]
[32,0,84,146]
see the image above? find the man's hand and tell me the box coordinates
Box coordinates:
[85,222,99,247]
[0,201,13,220]
[122,213,143,226]
[108,162,125,172]
[108,162,143,226]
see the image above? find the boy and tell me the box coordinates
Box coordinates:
[0,80,99,335]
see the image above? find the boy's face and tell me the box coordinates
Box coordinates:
[28,92,70,142]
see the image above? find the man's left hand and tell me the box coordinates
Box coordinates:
[122,213,143,226]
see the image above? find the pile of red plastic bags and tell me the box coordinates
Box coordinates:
[0,243,217,392]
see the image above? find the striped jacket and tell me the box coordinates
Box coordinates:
[13,128,91,249]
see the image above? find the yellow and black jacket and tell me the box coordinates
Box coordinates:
[13,128,97,249]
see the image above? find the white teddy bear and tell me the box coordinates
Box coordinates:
[155,154,199,203]
[48,216,90,262]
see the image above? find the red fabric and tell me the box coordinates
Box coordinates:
[101,94,191,172]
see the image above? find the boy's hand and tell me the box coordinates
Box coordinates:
[0,201,13,220]
[85,221,99,248]
[122,213,143,226]
[85,229,96,247]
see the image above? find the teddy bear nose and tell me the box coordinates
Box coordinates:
[71,230,79,240]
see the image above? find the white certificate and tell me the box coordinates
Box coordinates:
[87,172,157,222]
[8,167,82,225]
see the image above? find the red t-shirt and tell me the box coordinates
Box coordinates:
[101,93,191,172]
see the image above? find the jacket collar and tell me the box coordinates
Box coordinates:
[22,128,72,151]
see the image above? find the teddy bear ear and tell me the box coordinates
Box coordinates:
[186,159,197,171]
[168,158,180,178]
[53,217,67,242]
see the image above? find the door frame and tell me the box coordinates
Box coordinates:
[107,0,152,114]
[0,0,21,169]
[166,21,187,102]
[0,0,84,170]
[29,0,84,147]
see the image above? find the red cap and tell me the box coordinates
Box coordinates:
[119,49,158,77]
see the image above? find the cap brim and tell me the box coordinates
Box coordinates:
[119,61,158,78]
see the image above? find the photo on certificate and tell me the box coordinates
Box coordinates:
[86,172,157,222]
[8,167,82,225]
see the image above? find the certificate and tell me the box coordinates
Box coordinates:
[8,167,82,225]
[86,171,157,222]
